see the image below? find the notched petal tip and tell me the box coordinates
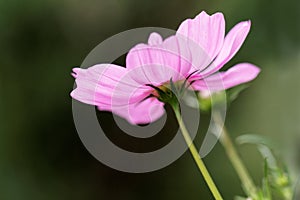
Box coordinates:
[177,10,226,60]
[148,32,163,45]
[202,10,224,17]
[71,72,77,78]
[181,11,222,24]
[234,20,251,36]
[200,10,208,15]
[71,68,81,78]
[213,12,225,20]
[195,10,225,21]
[240,20,251,28]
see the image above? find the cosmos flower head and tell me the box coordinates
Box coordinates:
[71,11,260,124]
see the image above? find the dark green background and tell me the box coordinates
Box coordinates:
[1,0,300,199]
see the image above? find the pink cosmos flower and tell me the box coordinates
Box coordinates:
[71,11,260,124]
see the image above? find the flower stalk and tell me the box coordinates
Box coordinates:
[213,112,257,198]
[171,102,223,200]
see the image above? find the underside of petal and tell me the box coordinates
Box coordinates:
[71,64,146,107]
[126,35,195,84]
[103,97,165,124]
[176,11,225,62]
[71,64,165,124]
[192,63,260,91]
[201,20,251,76]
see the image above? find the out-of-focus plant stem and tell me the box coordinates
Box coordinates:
[213,112,257,198]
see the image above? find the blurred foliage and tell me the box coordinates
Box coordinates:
[1,0,300,199]
[237,134,294,200]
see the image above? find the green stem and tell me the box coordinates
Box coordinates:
[172,103,223,200]
[213,112,257,197]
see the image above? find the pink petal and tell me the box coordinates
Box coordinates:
[148,32,163,45]
[176,11,225,62]
[106,97,165,124]
[126,34,193,84]
[71,64,165,124]
[71,64,147,107]
[200,21,251,76]
[192,63,260,91]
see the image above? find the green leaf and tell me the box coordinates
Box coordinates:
[236,134,274,148]
[257,145,277,169]
[237,134,294,200]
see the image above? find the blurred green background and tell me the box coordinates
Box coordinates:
[1,0,300,199]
